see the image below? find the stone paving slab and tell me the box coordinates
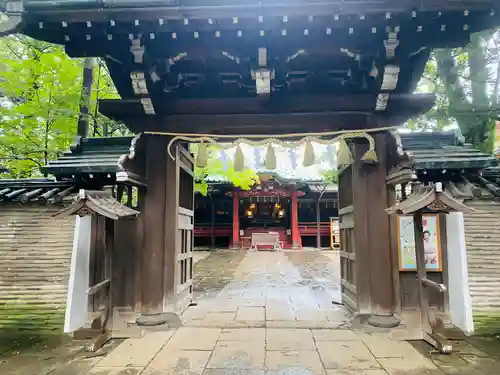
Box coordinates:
[266,328,316,351]
[207,341,266,370]
[236,307,266,321]
[166,327,221,351]
[295,310,329,322]
[205,312,237,322]
[95,331,175,368]
[265,307,296,321]
[325,370,389,375]
[142,349,212,375]
[316,341,382,370]
[86,367,144,375]
[203,370,265,375]
[377,358,442,375]
[312,329,361,341]
[265,350,325,375]
[46,357,102,375]
[220,328,266,342]
[361,334,426,359]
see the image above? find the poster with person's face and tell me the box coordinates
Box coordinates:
[397,214,441,271]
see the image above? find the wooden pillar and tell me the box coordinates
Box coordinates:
[164,142,180,310]
[350,134,399,327]
[231,191,240,249]
[366,133,400,327]
[140,136,167,315]
[291,186,301,249]
[351,142,371,315]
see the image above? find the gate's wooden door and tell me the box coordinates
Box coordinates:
[338,165,358,312]
[174,145,195,312]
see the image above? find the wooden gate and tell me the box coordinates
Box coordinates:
[338,164,357,312]
[172,144,195,312]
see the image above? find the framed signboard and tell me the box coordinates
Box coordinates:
[329,218,340,249]
[397,214,442,272]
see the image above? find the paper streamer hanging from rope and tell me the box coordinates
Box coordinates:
[303,141,315,167]
[144,127,394,170]
[220,149,229,171]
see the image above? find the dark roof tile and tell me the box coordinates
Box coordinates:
[399,131,498,171]
[0,179,77,204]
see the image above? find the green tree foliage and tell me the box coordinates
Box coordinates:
[0,36,258,190]
[410,29,500,152]
[321,170,338,184]
[193,146,259,195]
[0,36,127,178]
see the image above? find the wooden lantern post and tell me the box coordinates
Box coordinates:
[386,182,475,354]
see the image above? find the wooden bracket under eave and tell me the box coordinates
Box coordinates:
[116,171,147,187]
[386,167,417,185]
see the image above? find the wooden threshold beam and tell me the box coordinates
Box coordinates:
[99,93,435,135]
[100,94,434,117]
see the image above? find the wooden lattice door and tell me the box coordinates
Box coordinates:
[175,145,195,312]
[338,165,357,312]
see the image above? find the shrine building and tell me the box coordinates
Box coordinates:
[194,172,338,250]
[2,0,500,353]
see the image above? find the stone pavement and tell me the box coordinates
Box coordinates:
[3,250,500,375]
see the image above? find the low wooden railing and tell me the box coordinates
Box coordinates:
[298,222,330,236]
[194,225,232,237]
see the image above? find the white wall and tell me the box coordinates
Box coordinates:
[64,215,92,333]
[446,212,474,334]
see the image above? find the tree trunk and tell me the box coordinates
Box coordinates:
[435,37,494,152]
[467,34,495,152]
[77,58,94,138]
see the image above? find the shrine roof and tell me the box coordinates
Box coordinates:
[41,136,132,177]
[40,131,499,181]
[399,131,498,171]
[0,178,77,204]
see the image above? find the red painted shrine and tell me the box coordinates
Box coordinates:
[194,176,338,249]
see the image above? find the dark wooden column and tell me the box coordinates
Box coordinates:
[140,135,167,315]
[351,141,371,315]
[231,191,240,249]
[367,133,399,327]
[163,141,179,309]
[351,134,399,327]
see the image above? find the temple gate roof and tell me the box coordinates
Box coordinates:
[3,1,499,135]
